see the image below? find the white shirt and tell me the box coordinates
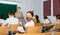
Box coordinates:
[25,20,35,27]
[55,19,60,24]
[2,17,19,26]
[0,19,5,23]
[44,19,50,24]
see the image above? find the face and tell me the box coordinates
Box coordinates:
[17,8,21,12]
[26,13,33,19]
[8,14,14,18]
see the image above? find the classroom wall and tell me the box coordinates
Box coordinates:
[0,0,56,23]
[17,0,44,23]
[0,0,50,23]
[17,0,56,23]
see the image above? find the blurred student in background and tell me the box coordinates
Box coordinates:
[25,11,35,27]
[17,11,35,33]
[33,15,41,26]
[15,7,26,27]
[2,11,19,26]
[42,16,54,32]
[55,15,60,24]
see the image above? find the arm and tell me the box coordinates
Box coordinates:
[2,19,8,26]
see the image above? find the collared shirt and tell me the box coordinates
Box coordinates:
[44,19,50,24]
[25,20,35,27]
[2,17,19,26]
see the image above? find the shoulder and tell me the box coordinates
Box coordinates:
[14,18,19,20]
[6,18,10,20]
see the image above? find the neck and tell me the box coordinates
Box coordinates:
[27,18,32,22]
[10,16,14,18]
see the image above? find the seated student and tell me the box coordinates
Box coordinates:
[0,14,5,24]
[42,16,54,32]
[33,15,42,26]
[55,15,60,24]
[2,11,19,26]
[17,11,35,33]
[43,16,54,26]
[44,16,50,24]
[25,11,35,27]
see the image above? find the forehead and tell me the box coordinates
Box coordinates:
[26,13,31,15]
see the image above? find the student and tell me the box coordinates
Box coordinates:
[15,7,26,27]
[17,11,35,33]
[2,11,19,26]
[25,11,35,27]
[42,16,54,33]
[33,15,41,26]
[44,16,50,24]
[56,15,60,24]
[15,7,23,19]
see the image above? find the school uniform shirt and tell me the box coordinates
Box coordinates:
[2,17,19,26]
[44,19,50,24]
[15,12,23,18]
[55,19,60,24]
[25,20,35,27]
[0,19,5,23]
[17,20,35,32]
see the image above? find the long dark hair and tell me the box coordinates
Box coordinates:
[35,15,40,23]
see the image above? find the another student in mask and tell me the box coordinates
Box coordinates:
[2,11,19,26]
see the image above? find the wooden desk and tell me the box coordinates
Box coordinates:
[54,32,60,35]
[15,32,51,35]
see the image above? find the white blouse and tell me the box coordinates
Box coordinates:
[25,20,35,27]
[2,17,19,26]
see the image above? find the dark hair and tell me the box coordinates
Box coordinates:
[44,16,48,19]
[27,11,34,17]
[56,15,60,19]
[35,15,40,23]
[17,7,21,9]
[8,11,14,16]
[0,14,3,19]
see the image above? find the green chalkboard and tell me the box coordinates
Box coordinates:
[0,3,17,19]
